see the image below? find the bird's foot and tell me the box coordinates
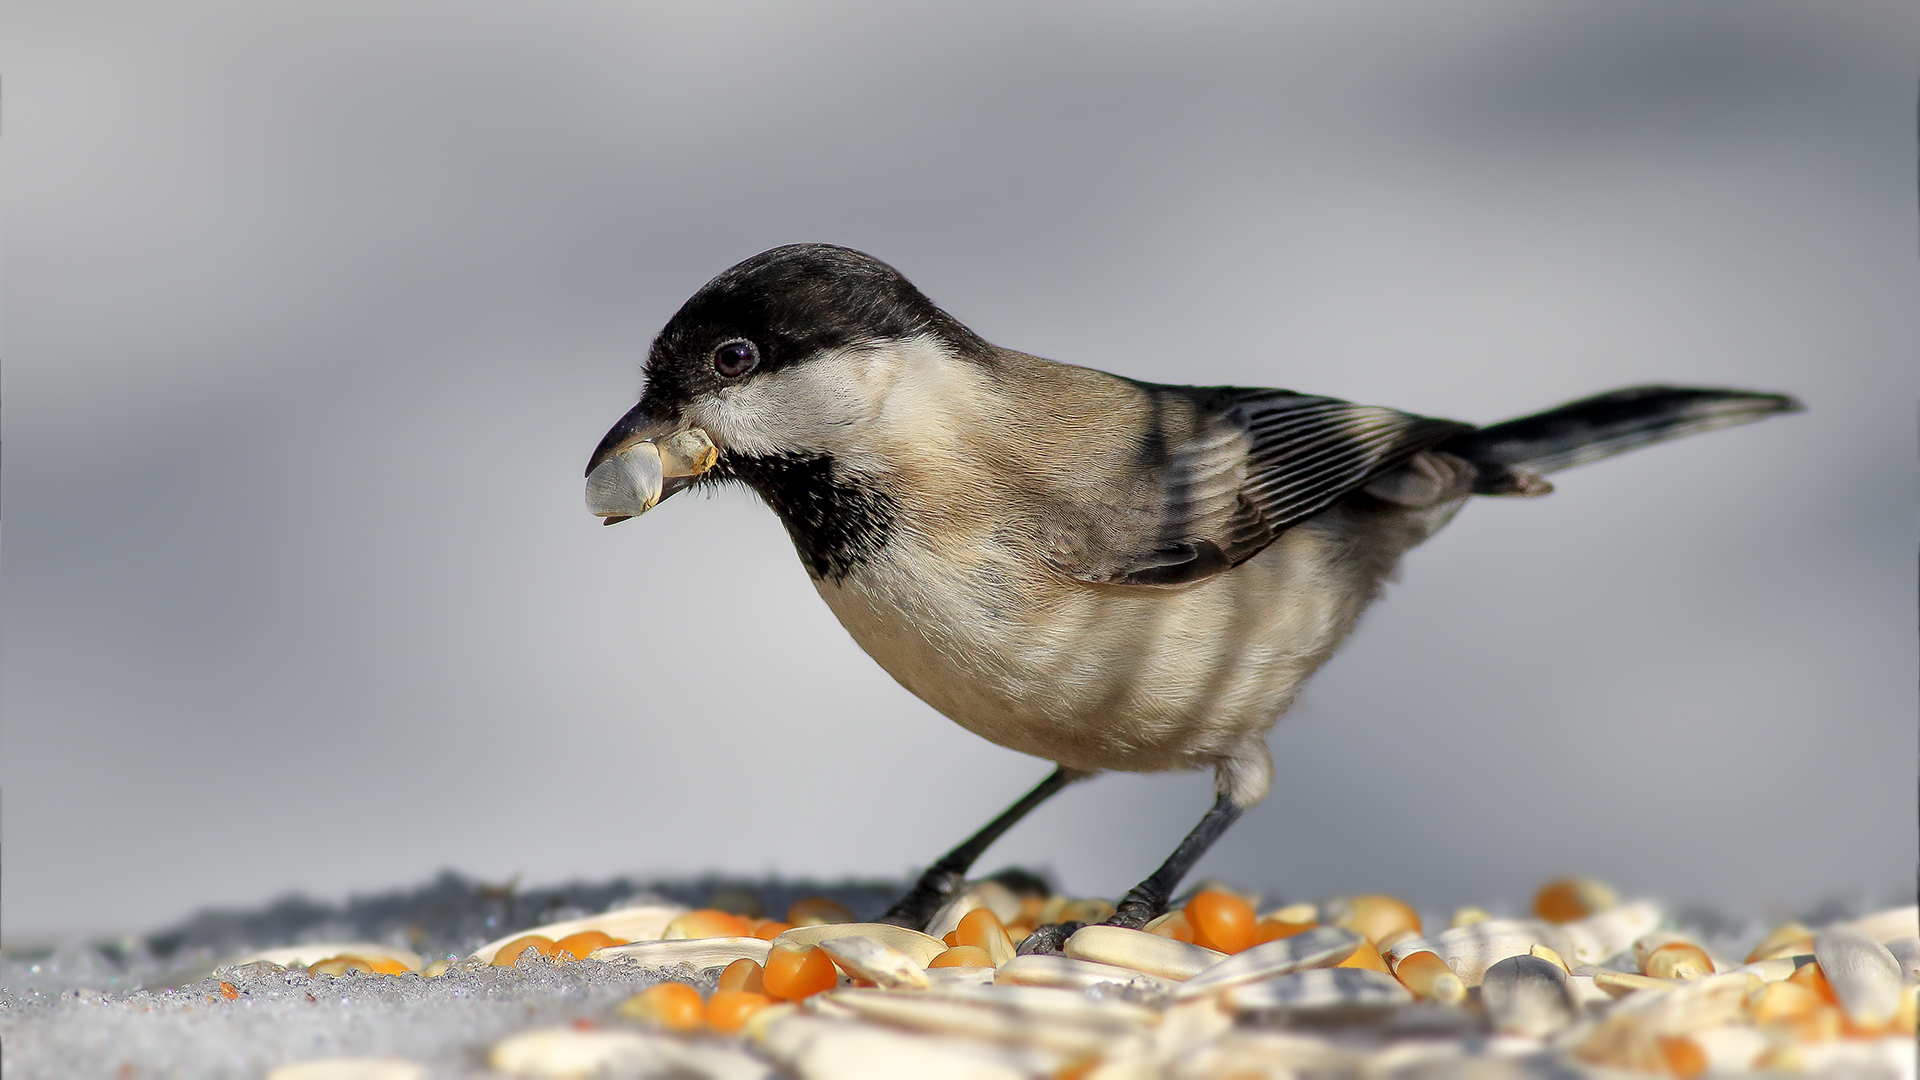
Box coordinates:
[1013,920,1086,956]
[875,868,966,931]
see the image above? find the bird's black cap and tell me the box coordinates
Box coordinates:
[638,244,988,411]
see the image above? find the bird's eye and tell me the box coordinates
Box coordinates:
[711,339,759,378]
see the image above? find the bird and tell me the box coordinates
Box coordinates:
[584,242,1799,949]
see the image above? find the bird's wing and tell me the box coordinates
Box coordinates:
[1055,386,1473,586]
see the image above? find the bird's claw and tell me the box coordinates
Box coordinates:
[1014,920,1085,956]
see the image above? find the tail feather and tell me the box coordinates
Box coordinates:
[1442,385,1801,493]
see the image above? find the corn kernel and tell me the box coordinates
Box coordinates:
[1745,922,1814,963]
[1655,1035,1706,1078]
[1337,940,1391,974]
[718,958,765,994]
[956,907,1016,966]
[1532,878,1618,924]
[1184,890,1257,954]
[1148,910,1195,944]
[705,990,773,1034]
[1005,922,1034,943]
[553,930,627,960]
[1393,950,1466,1004]
[1249,919,1315,947]
[1328,895,1421,946]
[1449,906,1492,929]
[1750,980,1823,1026]
[786,896,855,926]
[617,982,703,1032]
[663,909,754,940]
[1643,942,1712,980]
[929,945,994,968]
[763,942,839,999]
[219,981,238,1000]
[752,920,793,940]
[491,936,558,967]
[1787,960,1839,1006]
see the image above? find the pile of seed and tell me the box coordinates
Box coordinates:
[5,875,1914,1079]
[74,877,1906,1079]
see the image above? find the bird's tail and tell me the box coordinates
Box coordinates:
[1439,385,1802,496]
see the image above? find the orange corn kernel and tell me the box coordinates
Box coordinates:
[929,945,994,968]
[663,909,754,940]
[1750,980,1823,1026]
[1393,950,1466,1003]
[1745,922,1814,963]
[1643,942,1713,980]
[553,930,627,960]
[491,936,558,967]
[1019,894,1048,923]
[751,920,793,940]
[1005,922,1034,942]
[786,896,856,926]
[360,956,412,975]
[717,958,766,994]
[955,908,1016,964]
[1184,890,1257,954]
[1337,940,1391,973]
[706,990,774,1035]
[1533,878,1619,924]
[618,982,704,1032]
[219,981,239,1000]
[943,930,962,948]
[1149,911,1196,944]
[763,942,839,1000]
[1329,894,1421,945]
[1655,1036,1707,1078]
[1250,919,1316,946]
[1787,961,1840,1006]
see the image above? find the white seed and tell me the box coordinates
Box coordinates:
[922,965,998,989]
[773,923,949,969]
[1167,1031,1359,1078]
[594,936,770,971]
[994,954,1173,993]
[924,881,1022,941]
[1558,900,1660,965]
[1221,967,1412,1012]
[1481,954,1579,1038]
[265,1061,425,1080]
[1172,925,1363,998]
[1883,936,1920,983]
[1836,905,1919,945]
[230,943,424,973]
[654,428,718,477]
[486,1028,671,1078]
[816,936,929,990]
[1685,1025,1768,1073]
[1729,955,1805,983]
[818,986,1153,1056]
[585,439,665,518]
[1587,968,1679,998]
[1577,973,1760,1071]
[751,1012,1045,1080]
[1063,925,1226,981]
[1813,927,1904,1027]
[468,904,686,964]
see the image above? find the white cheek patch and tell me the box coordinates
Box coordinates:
[684,334,971,472]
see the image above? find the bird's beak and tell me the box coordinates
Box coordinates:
[584,403,718,525]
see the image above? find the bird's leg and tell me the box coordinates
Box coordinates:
[1018,792,1245,954]
[877,766,1081,930]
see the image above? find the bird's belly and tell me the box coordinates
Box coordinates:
[813,523,1371,775]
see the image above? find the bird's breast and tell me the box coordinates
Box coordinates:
[811,521,1364,776]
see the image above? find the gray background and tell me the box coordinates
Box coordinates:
[3,1,1914,941]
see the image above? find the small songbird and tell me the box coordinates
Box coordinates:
[585,243,1798,947]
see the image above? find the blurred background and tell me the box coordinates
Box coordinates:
[3,1,1914,942]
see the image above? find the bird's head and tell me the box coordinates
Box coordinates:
[584,243,985,522]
